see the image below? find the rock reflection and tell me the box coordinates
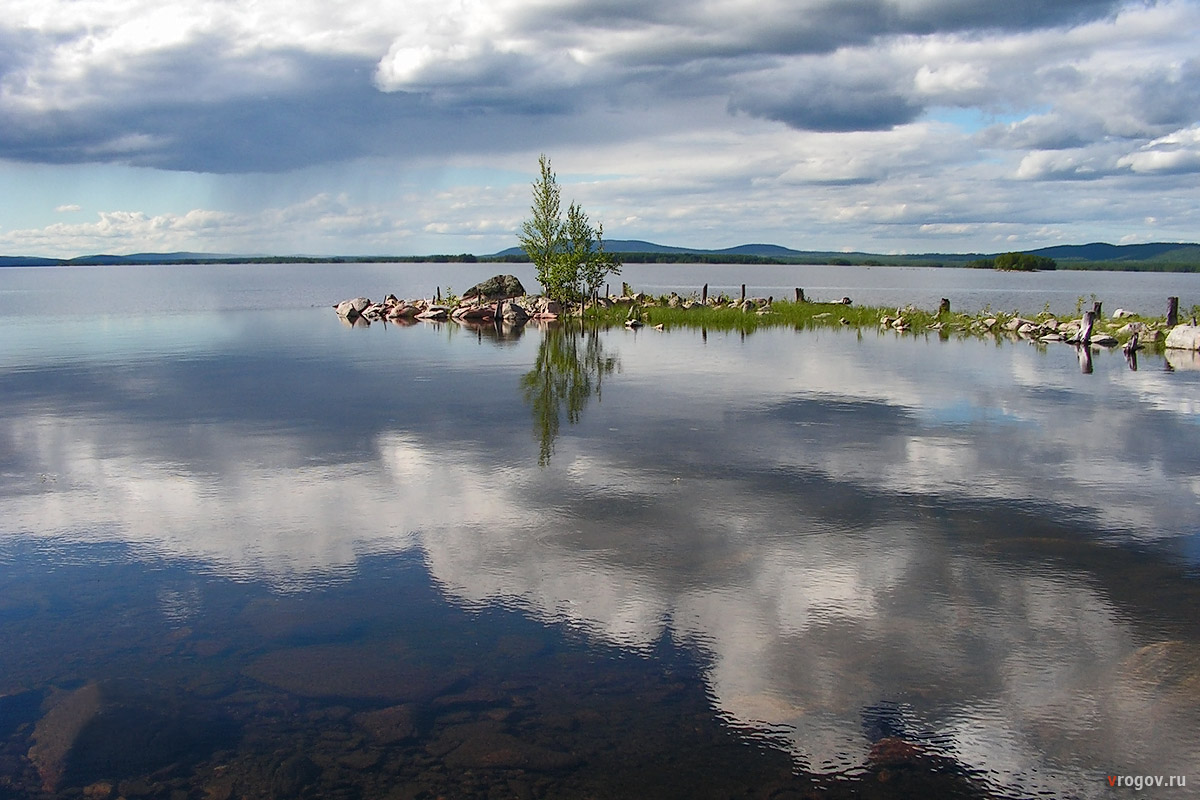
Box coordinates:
[454,317,527,344]
[521,324,618,465]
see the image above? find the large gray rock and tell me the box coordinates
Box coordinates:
[334,297,371,319]
[1165,325,1200,350]
[462,274,526,301]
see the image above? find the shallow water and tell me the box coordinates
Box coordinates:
[1,265,1198,799]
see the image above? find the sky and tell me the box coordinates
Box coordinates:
[1,0,1199,258]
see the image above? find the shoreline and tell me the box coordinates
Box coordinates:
[334,282,1199,355]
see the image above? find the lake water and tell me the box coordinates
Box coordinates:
[1,263,1198,799]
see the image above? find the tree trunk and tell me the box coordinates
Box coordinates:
[1168,296,1179,327]
[1092,300,1103,319]
[938,298,950,315]
[740,284,746,304]
[795,287,805,303]
[702,284,708,305]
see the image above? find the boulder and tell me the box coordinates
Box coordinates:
[334,297,371,319]
[462,274,526,302]
[501,301,529,321]
[1091,334,1119,347]
[28,680,232,792]
[1165,325,1200,350]
[1116,321,1147,337]
[1112,308,1135,319]
[458,305,494,320]
[387,304,419,319]
[530,298,562,319]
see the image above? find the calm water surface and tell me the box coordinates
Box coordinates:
[1,264,1198,799]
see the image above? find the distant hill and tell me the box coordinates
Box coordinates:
[3,241,1198,270]
[0,256,62,266]
[492,239,1200,270]
[1027,242,1200,262]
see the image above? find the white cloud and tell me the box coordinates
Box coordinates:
[2,1,1199,254]
[1117,125,1200,173]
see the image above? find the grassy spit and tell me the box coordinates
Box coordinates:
[575,291,1190,350]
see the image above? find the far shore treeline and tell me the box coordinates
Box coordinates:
[3,241,1200,272]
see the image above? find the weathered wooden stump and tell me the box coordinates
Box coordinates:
[740,284,746,304]
[1168,296,1179,327]
[702,284,708,305]
[796,287,805,302]
[1077,310,1095,346]
[938,298,950,314]
[1092,300,1103,319]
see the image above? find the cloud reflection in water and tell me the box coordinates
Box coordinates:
[1,315,1198,798]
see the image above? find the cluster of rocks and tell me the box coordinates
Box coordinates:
[879,307,1194,350]
[592,290,779,314]
[334,275,564,327]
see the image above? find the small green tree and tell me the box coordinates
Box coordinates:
[518,155,621,305]
[519,154,569,301]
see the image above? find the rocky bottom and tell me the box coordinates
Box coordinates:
[0,665,994,800]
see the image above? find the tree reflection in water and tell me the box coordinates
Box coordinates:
[522,324,618,465]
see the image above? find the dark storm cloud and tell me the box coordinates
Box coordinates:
[0,0,1143,172]
[728,71,923,132]
[0,49,590,173]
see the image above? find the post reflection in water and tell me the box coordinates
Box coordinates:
[0,308,1198,800]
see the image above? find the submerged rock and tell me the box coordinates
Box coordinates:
[353,704,418,743]
[28,680,233,792]
[243,642,464,701]
[431,720,581,771]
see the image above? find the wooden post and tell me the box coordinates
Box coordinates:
[1168,296,1179,327]
[938,298,950,315]
[436,286,441,303]
[702,284,708,305]
[1092,300,1103,319]
[1078,310,1095,346]
[1123,331,1140,356]
[740,284,746,304]
[795,287,805,303]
